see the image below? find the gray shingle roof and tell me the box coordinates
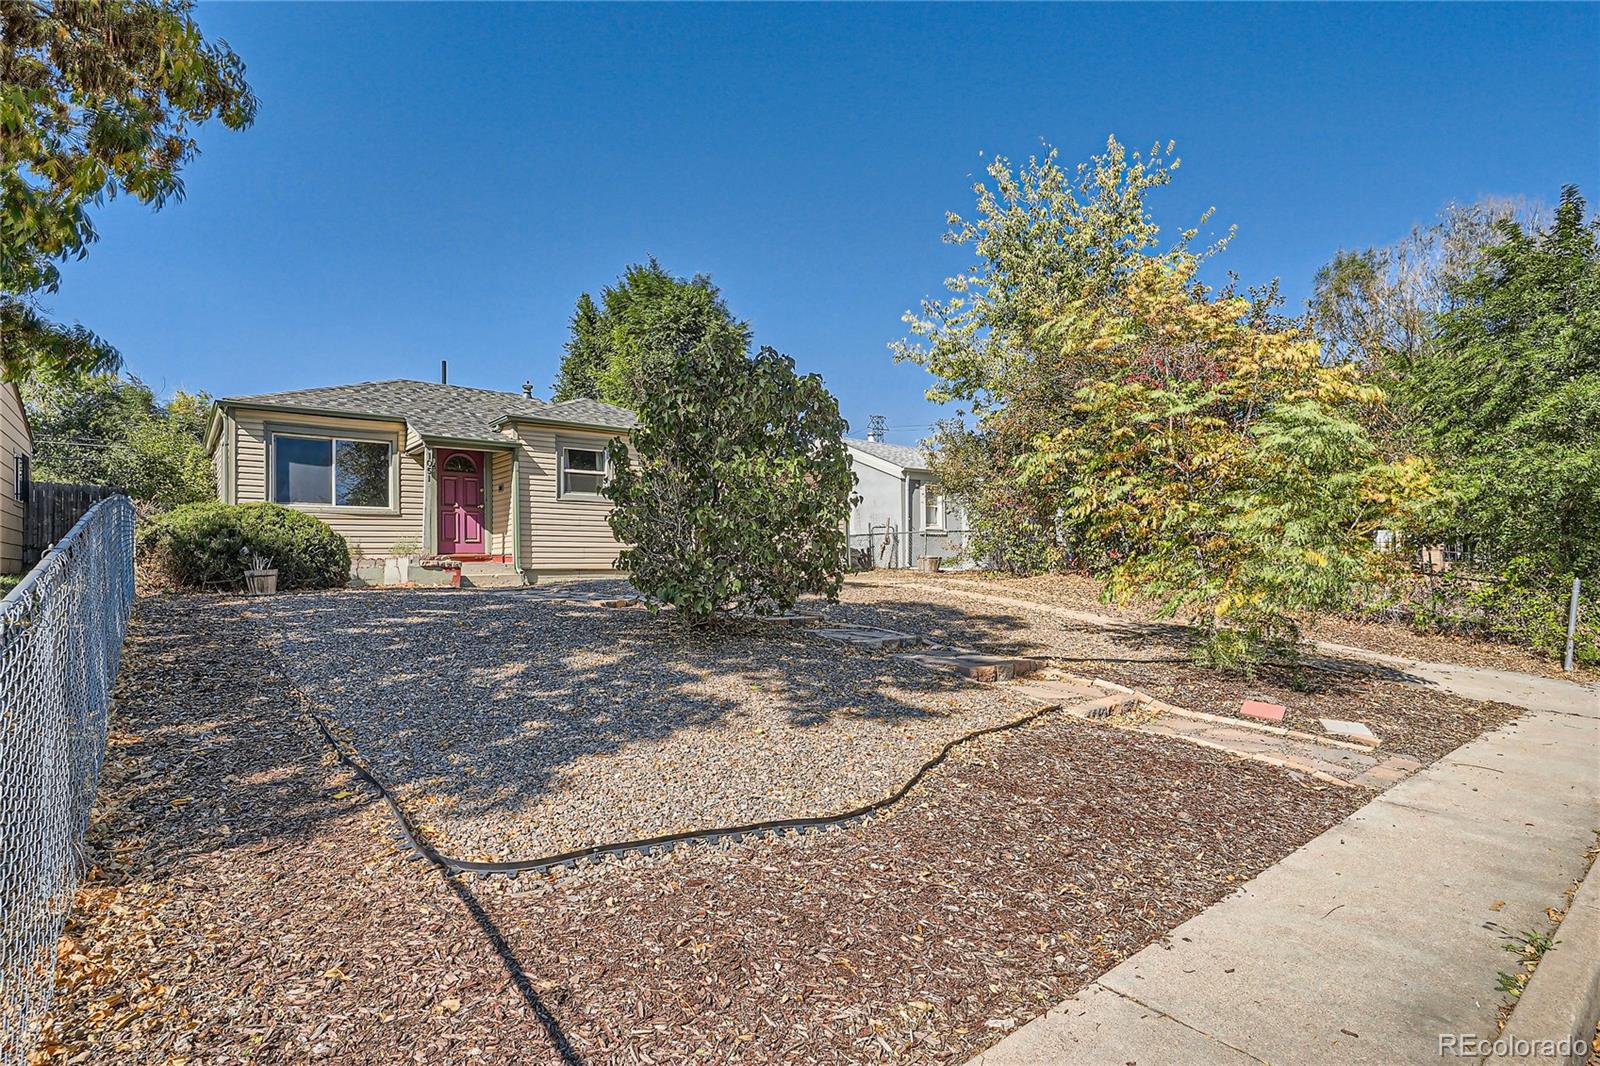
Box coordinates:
[529,397,638,431]
[221,379,634,444]
[845,437,932,470]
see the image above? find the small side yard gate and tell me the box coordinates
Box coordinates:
[0,496,135,1063]
[22,483,121,570]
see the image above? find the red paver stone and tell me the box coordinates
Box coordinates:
[1239,699,1287,723]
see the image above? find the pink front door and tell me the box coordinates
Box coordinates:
[436,450,485,554]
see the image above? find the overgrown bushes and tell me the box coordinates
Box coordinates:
[141,502,349,591]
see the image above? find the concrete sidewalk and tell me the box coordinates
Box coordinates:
[973,697,1600,1065]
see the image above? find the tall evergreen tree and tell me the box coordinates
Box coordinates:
[550,259,747,410]
[551,293,606,400]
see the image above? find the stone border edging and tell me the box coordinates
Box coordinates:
[1489,856,1600,1066]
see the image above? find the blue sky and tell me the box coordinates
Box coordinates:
[42,2,1599,444]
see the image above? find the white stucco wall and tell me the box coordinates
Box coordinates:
[846,449,969,568]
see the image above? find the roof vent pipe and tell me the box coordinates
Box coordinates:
[440,359,448,385]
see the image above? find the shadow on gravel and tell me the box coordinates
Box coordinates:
[95,596,368,873]
[239,588,995,839]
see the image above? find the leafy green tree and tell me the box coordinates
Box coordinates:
[899,137,1440,666]
[1395,189,1599,660]
[893,136,1229,568]
[1,0,256,384]
[894,136,1218,410]
[605,328,855,624]
[23,373,216,509]
[551,259,749,409]
[1019,262,1434,669]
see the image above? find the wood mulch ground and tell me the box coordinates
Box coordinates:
[37,596,1364,1064]
[828,580,1519,763]
[918,570,1596,683]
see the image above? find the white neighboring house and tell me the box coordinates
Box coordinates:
[844,437,969,569]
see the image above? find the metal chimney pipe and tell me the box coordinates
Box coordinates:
[522,380,533,399]
[440,359,448,384]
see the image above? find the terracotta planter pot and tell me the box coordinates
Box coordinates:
[244,569,279,595]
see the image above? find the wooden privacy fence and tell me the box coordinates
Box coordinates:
[22,483,122,568]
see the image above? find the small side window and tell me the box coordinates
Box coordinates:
[560,446,608,498]
[922,485,945,530]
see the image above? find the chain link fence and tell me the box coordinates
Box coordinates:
[846,527,973,571]
[1,496,135,1063]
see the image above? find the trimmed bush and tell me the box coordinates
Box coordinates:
[141,502,350,591]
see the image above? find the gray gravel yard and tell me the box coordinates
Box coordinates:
[244,587,1037,861]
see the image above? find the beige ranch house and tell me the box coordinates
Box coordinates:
[205,379,635,586]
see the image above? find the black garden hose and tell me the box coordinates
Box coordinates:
[306,696,1070,879]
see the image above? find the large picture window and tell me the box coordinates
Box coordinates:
[559,445,608,498]
[272,434,392,507]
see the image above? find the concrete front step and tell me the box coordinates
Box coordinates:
[458,560,519,576]
[461,571,527,589]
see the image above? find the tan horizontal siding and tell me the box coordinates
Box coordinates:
[489,449,512,558]
[227,407,425,558]
[514,425,628,571]
[1,384,32,574]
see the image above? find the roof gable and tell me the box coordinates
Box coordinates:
[845,437,931,472]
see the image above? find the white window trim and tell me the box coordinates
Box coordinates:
[268,430,398,512]
[922,484,946,531]
[557,443,610,502]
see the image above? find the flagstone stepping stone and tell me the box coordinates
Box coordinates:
[812,626,923,652]
[899,649,1043,682]
[1319,718,1380,746]
[1240,699,1287,723]
[1351,754,1424,789]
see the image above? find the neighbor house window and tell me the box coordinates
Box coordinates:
[922,485,945,529]
[559,445,608,498]
[272,434,392,507]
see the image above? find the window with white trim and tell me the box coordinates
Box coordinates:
[922,484,945,530]
[559,445,608,498]
[271,433,393,507]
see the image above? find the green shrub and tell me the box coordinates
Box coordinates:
[1468,559,1598,665]
[142,502,350,591]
